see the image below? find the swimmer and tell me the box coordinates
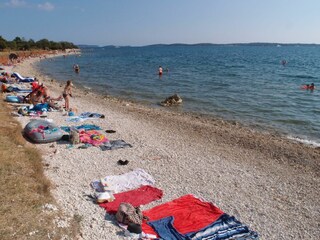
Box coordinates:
[73,64,80,73]
[301,83,316,90]
[158,66,163,75]
[309,83,315,90]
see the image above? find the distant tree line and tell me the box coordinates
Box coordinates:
[0,36,78,51]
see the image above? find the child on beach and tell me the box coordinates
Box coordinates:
[63,80,73,111]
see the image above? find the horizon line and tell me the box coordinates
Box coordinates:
[77,42,320,48]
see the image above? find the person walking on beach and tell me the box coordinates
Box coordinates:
[63,80,73,111]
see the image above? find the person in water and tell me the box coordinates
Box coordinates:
[73,64,80,73]
[63,80,73,111]
[309,83,315,90]
[301,83,315,90]
[158,66,163,75]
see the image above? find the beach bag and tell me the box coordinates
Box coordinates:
[116,203,143,225]
[70,128,80,145]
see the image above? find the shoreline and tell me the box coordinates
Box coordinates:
[8,55,320,239]
[34,52,320,149]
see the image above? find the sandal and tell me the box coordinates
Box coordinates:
[117,160,129,165]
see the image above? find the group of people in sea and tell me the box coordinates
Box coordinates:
[301,83,315,90]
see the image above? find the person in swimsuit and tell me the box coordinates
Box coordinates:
[30,90,44,105]
[30,89,61,110]
[309,83,315,90]
[63,80,73,111]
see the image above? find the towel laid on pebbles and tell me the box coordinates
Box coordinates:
[99,140,133,151]
[148,214,259,240]
[142,194,224,236]
[79,130,108,146]
[91,168,155,193]
[61,124,102,132]
[99,185,163,214]
[142,194,259,239]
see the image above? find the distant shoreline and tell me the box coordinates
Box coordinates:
[78,42,320,48]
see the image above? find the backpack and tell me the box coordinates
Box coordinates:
[70,128,80,145]
[116,203,143,225]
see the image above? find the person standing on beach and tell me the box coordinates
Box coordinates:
[63,80,73,111]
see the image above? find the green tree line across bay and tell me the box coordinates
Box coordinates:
[0,36,78,51]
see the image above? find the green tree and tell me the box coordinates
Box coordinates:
[28,39,36,49]
[7,41,17,50]
[36,39,50,50]
[0,36,7,51]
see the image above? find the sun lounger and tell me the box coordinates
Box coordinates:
[12,72,34,82]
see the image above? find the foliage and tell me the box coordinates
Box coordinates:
[0,35,78,51]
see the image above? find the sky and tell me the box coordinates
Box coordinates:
[0,0,319,46]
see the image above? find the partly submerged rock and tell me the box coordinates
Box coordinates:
[161,94,183,107]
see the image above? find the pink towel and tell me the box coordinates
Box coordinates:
[79,130,108,146]
[99,185,163,214]
[142,194,224,236]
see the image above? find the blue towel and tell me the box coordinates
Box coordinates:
[147,214,259,240]
[60,124,102,132]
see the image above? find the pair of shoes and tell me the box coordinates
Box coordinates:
[105,130,116,133]
[117,160,129,165]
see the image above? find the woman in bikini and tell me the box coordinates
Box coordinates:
[63,80,73,111]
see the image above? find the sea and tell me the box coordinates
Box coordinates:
[36,44,320,146]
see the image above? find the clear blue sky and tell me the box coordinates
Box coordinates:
[1,0,319,46]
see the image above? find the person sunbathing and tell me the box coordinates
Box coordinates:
[42,85,63,102]
[30,89,61,110]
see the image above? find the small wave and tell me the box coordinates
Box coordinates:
[287,136,320,147]
[295,75,317,79]
[280,74,317,79]
[83,86,91,90]
[275,119,308,125]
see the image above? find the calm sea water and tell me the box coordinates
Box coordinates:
[37,45,320,146]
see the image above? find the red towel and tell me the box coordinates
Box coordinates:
[99,185,163,214]
[142,194,224,235]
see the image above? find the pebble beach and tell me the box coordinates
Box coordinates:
[7,54,320,239]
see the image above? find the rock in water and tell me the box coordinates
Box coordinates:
[161,94,183,107]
